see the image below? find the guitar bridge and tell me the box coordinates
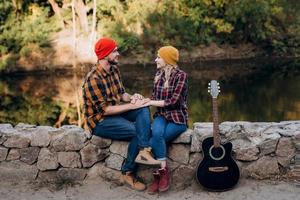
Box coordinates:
[209,166,229,172]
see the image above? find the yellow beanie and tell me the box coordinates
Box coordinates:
[158,46,179,66]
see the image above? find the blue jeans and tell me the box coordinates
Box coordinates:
[92,107,151,173]
[149,116,187,160]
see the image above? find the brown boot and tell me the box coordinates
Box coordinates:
[135,147,161,165]
[158,167,170,192]
[147,169,160,195]
[120,172,146,191]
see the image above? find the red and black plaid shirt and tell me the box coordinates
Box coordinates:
[82,64,125,131]
[151,68,188,125]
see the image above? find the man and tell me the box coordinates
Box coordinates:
[82,37,159,191]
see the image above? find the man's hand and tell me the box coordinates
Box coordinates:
[130,93,144,104]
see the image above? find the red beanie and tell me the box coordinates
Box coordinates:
[94,38,117,60]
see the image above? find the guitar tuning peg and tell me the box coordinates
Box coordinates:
[208,83,211,86]
[218,86,220,89]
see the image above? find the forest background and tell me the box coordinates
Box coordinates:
[0,0,300,72]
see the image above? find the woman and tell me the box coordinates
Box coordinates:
[139,46,188,194]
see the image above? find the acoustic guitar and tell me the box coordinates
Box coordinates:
[196,80,240,191]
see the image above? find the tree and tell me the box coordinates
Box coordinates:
[48,0,65,28]
[74,0,89,33]
[72,0,77,67]
[11,0,21,16]
[88,0,97,56]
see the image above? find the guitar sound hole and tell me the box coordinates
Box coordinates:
[211,147,223,158]
[209,145,226,160]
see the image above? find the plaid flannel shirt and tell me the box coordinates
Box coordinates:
[151,68,188,125]
[82,64,125,131]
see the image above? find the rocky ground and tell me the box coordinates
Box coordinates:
[0,178,299,200]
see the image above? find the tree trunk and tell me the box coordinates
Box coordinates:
[75,86,82,127]
[55,103,69,128]
[91,0,97,39]
[48,0,65,28]
[11,0,20,16]
[74,0,89,34]
[72,75,82,127]
[88,0,97,56]
[11,0,17,9]
[72,0,77,68]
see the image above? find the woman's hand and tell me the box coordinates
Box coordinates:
[130,93,144,104]
[130,98,151,109]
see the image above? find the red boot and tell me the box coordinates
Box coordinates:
[158,167,170,192]
[147,169,160,194]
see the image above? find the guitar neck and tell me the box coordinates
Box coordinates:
[212,98,220,147]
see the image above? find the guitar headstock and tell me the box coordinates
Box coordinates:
[208,80,220,98]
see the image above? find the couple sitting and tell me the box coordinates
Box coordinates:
[82,37,188,194]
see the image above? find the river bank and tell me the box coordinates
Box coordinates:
[1,30,299,74]
[1,54,299,76]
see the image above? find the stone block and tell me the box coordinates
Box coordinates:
[109,141,128,158]
[105,153,124,170]
[37,148,59,171]
[6,149,20,161]
[168,144,190,164]
[0,147,8,161]
[91,135,112,148]
[235,147,259,161]
[19,147,40,164]
[80,144,109,168]
[0,160,38,181]
[58,151,82,168]
[245,156,279,179]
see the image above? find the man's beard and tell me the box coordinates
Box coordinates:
[108,59,118,65]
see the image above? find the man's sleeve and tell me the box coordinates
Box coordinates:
[84,77,108,115]
[116,67,125,94]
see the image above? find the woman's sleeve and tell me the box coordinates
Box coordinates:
[164,72,187,107]
[150,70,161,100]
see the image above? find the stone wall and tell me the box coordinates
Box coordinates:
[0,121,299,189]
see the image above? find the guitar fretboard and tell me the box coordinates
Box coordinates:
[212,98,220,147]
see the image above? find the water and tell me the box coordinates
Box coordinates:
[0,58,299,127]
